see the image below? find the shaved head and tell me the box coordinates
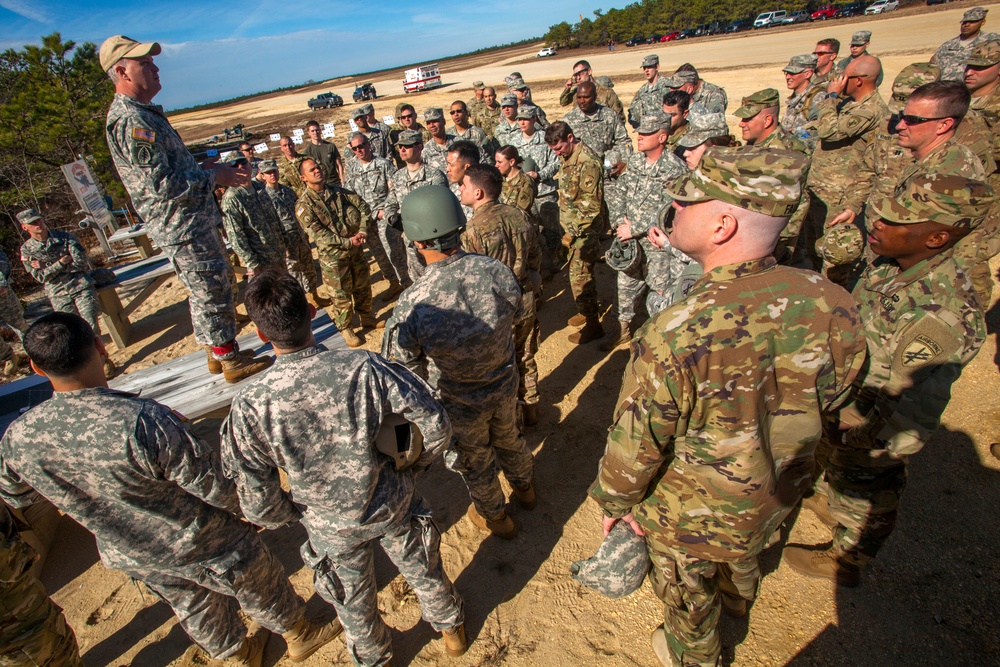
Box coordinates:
[846,55,882,81]
[577,80,597,96]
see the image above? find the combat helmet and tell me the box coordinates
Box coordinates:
[605,236,641,272]
[400,184,466,248]
[375,414,425,470]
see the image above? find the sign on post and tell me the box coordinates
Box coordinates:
[62,159,115,256]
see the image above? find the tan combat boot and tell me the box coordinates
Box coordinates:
[801,493,838,528]
[226,628,270,667]
[205,346,257,375]
[567,317,604,345]
[512,482,536,510]
[341,327,363,348]
[103,357,118,380]
[221,353,274,384]
[598,320,631,352]
[782,546,861,587]
[281,618,343,663]
[3,351,27,377]
[359,314,385,330]
[567,313,588,327]
[467,505,517,539]
[306,289,331,308]
[442,623,468,658]
[650,626,679,667]
[380,280,406,303]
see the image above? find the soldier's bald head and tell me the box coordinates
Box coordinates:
[846,55,881,81]
[577,80,597,96]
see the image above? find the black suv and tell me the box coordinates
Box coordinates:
[353,83,377,102]
[835,3,866,17]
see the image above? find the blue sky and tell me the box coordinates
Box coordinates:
[1,0,625,109]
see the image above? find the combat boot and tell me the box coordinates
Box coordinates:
[359,314,385,330]
[567,317,604,345]
[3,351,27,377]
[801,493,838,529]
[567,313,588,327]
[467,505,517,539]
[341,327,363,348]
[380,280,406,302]
[221,353,274,384]
[523,403,538,426]
[306,289,331,308]
[442,623,468,658]
[512,482,536,510]
[103,357,118,380]
[783,546,861,588]
[227,628,270,667]
[281,618,343,663]
[598,320,631,352]
[721,593,748,618]
[650,626,679,667]
[205,346,257,375]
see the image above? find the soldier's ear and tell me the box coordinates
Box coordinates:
[28,360,46,378]
[256,328,270,344]
[308,304,317,319]
[925,230,952,250]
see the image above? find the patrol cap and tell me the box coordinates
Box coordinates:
[966,40,1000,67]
[500,93,518,107]
[734,88,781,119]
[636,113,670,134]
[641,54,659,68]
[870,173,995,228]
[889,63,940,112]
[851,30,872,46]
[258,159,279,173]
[595,75,615,89]
[515,105,536,120]
[16,208,43,225]
[504,74,521,89]
[665,146,807,217]
[396,129,423,146]
[359,103,374,115]
[783,54,818,74]
[817,223,864,266]
[963,7,988,22]
[676,112,729,148]
[569,521,650,599]
[510,79,530,91]
[665,70,698,88]
[229,156,249,168]
[351,107,367,120]
[99,35,161,72]
[424,107,444,122]
[473,81,485,90]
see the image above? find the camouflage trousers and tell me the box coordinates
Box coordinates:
[613,252,647,325]
[304,501,464,667]
[514,290,539,406]
[533,195,564,274]
[566,233,600,318]
[647,544,760,667]
[283,226,321,293]
[321,249,372,331]
[127,529,304,659]
[48,286,101,337]
[0,539,83,667]
[0,288,26,362]
[374,219,410,287]
[444,393,534,519]
[796,186,837,271]
[163,233,237,347]
[364,218,397,287]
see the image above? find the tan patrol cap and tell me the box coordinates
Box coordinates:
[99,35,161,72]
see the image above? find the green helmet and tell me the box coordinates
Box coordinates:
[401,185,466,242]
[605,236,641,272]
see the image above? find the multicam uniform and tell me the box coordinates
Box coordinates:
[262,182,322,293]
[278,155,308,193]
[0,388,306,659]
[222,346,463,667]
[591,258,864,667]
[347,156,407,288]
[968,82,1000,306]
[557,142,605,318]
[220,182,287,273]
[500,169,535,214]
[758,129,812,262]
[382,251,533,521]
[20,231,100,334]
[474,105,502,139]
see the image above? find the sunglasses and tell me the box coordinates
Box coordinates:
[400,114,415,119]
[450,109,464,115]
[898,113,955,125]
[812,51,835,56]
[350,144,366,151]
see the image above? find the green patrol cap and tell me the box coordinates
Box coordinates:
[258,159,279,173]
[783,54,818,74]
[963,7,988,22]
[889,63,940,112]
[396,129,423,146]
[817,223,864,266]
[665,146,807,217]
[734,88,781,119]
[967,40,1000,67]
[871,173,995,228]
[424,107,444,122]
[500,93,518,107]
[851,30,872,46]
[16,208,43,225]
[636,113,670,134]
[676,112,729,148]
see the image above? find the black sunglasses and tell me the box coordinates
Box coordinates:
[898,113,955,125]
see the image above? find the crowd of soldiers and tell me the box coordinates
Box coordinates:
[1,8,999,666]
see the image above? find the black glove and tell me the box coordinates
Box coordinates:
[388,213,403,231]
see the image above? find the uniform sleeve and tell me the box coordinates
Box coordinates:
[383,177,401,219]
[565,160,604,233]
[220,196,261,270]
[20,247,56,284]
[842,139,878,215]
[559,86,576,107]
[296,200,351,254]
[536,146,560,182]
[113,114,216,203]
[460,228,485,255]
[815,97,883,142]
[608,90,626,125]
[610,117,633,165]
[381,306,429,381]
[0,444,46,509]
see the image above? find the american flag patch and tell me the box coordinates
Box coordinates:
[132,127,156,143]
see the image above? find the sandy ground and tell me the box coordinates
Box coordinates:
[23,3,1000,666]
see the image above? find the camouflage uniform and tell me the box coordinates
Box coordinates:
[347,156,408,288]
[384,164,448,282]
[557,141,605,318]
[691,80,728,115]
[561,104,634,168]
[782,82,825,147]
[0,388,305,659]
[462,201,543,406]
[591,257,864,667]
[500,169,536,214]
[0,251,26,364]
[421,136,455,176]
[20,231,100,335]
[357,128,391,161]
[222,346,463,666]
[448,124,494,165]
[758,129,812,262]
[494,119,521,148]
[262,182,322,293]
[106,93,237,348]
[562,82,626,124]
[0,504,82,667]
[382,251,533,520]
[933,30,1000,81]
[967,45,1000,305]
[278,155,308,192]
[475,104,503,138]
[295,185,373,331]
[220,181,287,272]
[512,131,561,257]
[628,77,672,128]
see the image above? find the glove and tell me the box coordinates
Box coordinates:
[388,213,403,231]
[561,232,574,249]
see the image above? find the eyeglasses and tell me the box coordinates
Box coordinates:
[572,69,588,77]
[898,113,956,125]
[813,51,835,56]
[400,114,415,119]
[350,144,366,151]
[450,109,464,115]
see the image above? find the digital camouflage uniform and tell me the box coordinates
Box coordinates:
[220,181,287,273]
[557,141,605,318]
[512,131,561,259]
[591,257,864,667]
[462,201,543,407]
[494,119,521,148]
[222,346,463,667]
[562,82,626,124]
[356,128,391,162]
[691,80,728,115]
[933,30,1000,81]
[382,251,533,521]
[262,182,321,293]
[782,81,826,148]
[421,136,455,176]
[562,104,634,169]
[384,164,448,282]
[20,231,100,335]
[500,169,536,214]
[0,388,305,659]
[347,156,408,287]
[628,77,673,129]
[301,141,343,186]
[295,185,373,330]
[0,251,26,364]
[448,124,494,165]
[106,93,237,348]
[0,504,82,667]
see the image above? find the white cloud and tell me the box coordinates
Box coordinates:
[0,0,52,23]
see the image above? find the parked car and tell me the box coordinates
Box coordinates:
[754,10,787,28]
[865,0,898,14]
[677,28,699,39]
[625,36,645,46]
[811,5,839,20]
[698,21,726,35]
[926,0,947,5]
[783,10,810,24]
[835,2,866,17]
[661,31,682,41]
[352,83,376,102]
[537,47,557,57]
[307,92,343,110]
[726,19,753,33]
[648,34,663,43]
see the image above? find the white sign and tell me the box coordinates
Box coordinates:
[292,128,304,137]
[253,143,268,154]
[61,159,112,231]
[383,115,395,126]
[220,150,237,162]
[292,136,304,145]
[269,133,281,141]
[322,128,335,139]
[348,119,358,132]
[323,123,335,132]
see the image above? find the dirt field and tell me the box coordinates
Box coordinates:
[29,3,1000,666]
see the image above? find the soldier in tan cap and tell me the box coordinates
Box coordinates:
[934,7,1000,81]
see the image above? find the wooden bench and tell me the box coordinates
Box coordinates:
[106,225,158,259]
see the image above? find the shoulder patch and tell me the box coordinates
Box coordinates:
[296,206,305,217]
[132,127,156,143]
[900,334,942,367]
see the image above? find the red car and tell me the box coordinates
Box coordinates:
[661,31,682,42]
[811,5,838,20]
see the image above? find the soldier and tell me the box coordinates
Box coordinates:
[838,31,884,86]
[0,312,340,666]
[667,65,728,115]
[812,38,842,87]
[781,54,825,147]
[345,133,408,301]
[0,248,28,376]
[422,108,454,175]
[278,136,308,192]
[237,141,262,179]
[447,101,493,164]
[258,159,330,308]
[388,103,429,167]
[511,106,561,267]
[445,140,479,221]
[382,186,536,539]
[495,145,535,215]
[349,108,391,162]
[545,121,606,344]
[223,271,467,667]
[562,80,633,179]
[17,209,116,379]
[362,103,393,152]
[303,120,346,186]
[736,89,812,264]
[102,35,269,382]
[628,54,672,129]
[560,59,625,124]
[468,80,486,121]
[676,113,733,170]
[220,159,288,276]
[662,89,694,148]
[509,79,549,127]
[603,113,689,352]
[475,87,502,138]
[933,6,1000,82]
[589,147,865,667]
[785,173,993,587]
[295,158,379,348]
[494,93,522,148]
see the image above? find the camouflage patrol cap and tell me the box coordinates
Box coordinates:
[473,81,485,89]
[569,522,650,599]
[16,208,42,225]
[851,30,872,46]
[99,35,161,72]
[734,88,781,119]
[665,146,807,217]
[963,7,988,22]
[504,73,522,89]
[783,54,818,74]
[500,93,518,107]
[665,70,698,88]
[966,40,1000,67]
[605,237,642,272]
[257,159,279,173]
[424,107,444,122]
[636,113,670,134]
[676,112,729,148]
[817,223,864,266]
[595,75,615,89]
[396,129,424,146]
[889,63,940,112]
[360,103,375,115]
[641,54,659,68]
[515,105,536,120]
[510,79,530,91]
[351,107,367,119]
[870,173,995,228]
